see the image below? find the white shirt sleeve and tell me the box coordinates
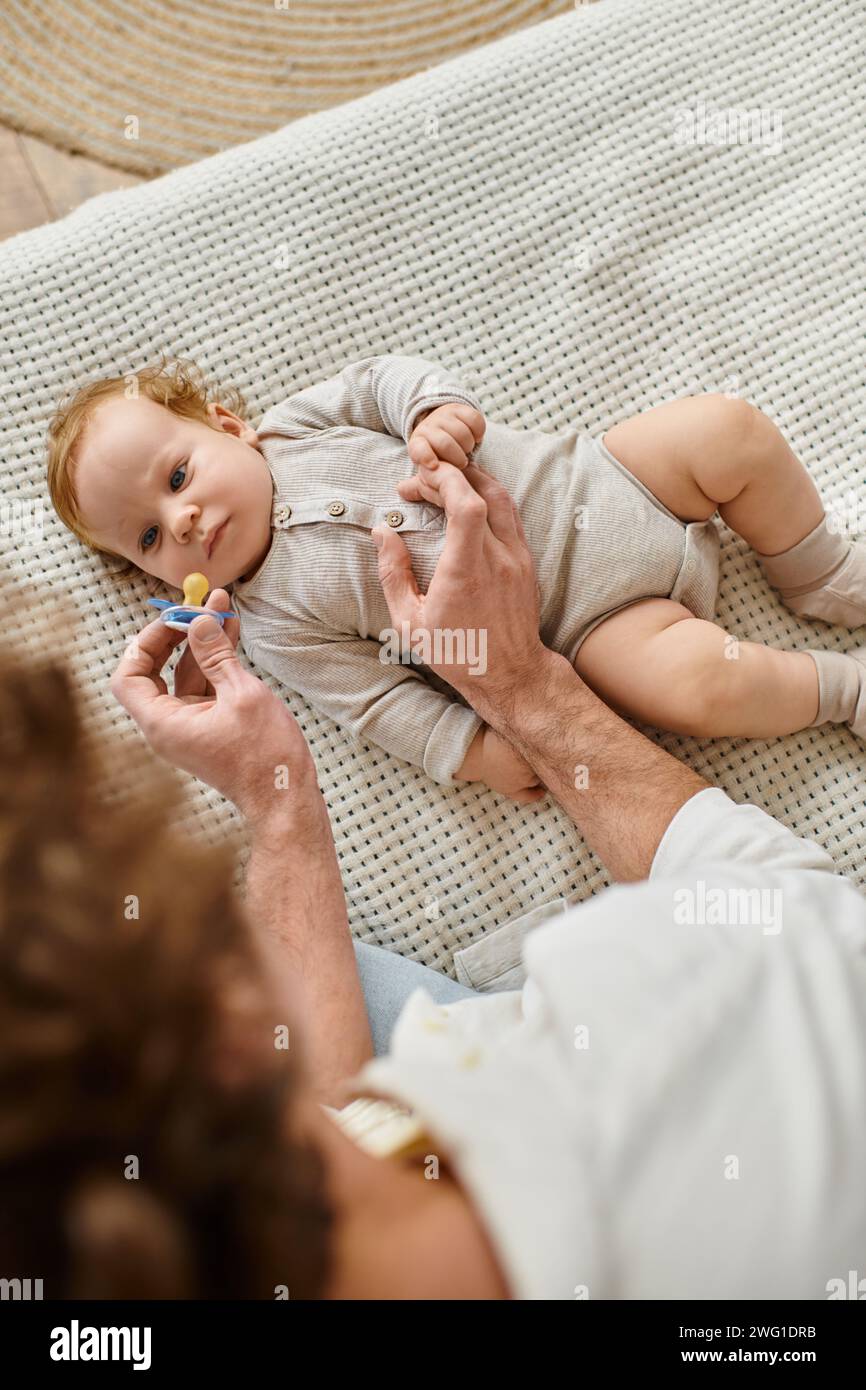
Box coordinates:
[348,787,866,1298]
[651,785,840,880]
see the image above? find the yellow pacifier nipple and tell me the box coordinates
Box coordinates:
[182,572,209,607]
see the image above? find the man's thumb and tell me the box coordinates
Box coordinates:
[188,614,236,671]
[372,525,421,614]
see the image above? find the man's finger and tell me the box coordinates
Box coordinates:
[209,588,240,649]
[509,495,530,549]
[110,616,186,720]
[174,588,238,699]
[461,463,518,545]
[396,475,427,504]
[372,525,424,627]
[186,615,247,691]
[122,612,184,674]
[422,462,489,561]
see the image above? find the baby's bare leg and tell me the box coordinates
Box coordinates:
[601,393,823,552]
[601,393,866,628]
[574,598,820,738]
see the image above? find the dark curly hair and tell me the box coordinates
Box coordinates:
[0,572,334,1298]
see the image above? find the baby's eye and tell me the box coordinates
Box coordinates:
[139,463,187,551]
[139,467,187,553]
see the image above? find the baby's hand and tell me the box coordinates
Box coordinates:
[397,456,465,508]
[407,403,485,473]
[454,725,546,804]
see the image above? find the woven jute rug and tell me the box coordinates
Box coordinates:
[0,0,578,177]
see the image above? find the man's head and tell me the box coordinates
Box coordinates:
[0,586,334,1297]
[46,358,275,592]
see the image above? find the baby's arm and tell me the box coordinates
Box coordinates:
[259,353,484,447]
[247,626,537,798]
[456,726,545,804]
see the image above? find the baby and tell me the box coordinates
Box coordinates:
[47,353,866,802]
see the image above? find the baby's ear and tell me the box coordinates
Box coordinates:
[207,400,258,448]
[207,401,236,429]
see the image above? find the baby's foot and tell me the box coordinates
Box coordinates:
[759,520,866,628]
[807,645,866,737]
[785,544,866,627]
[846,646,866,736]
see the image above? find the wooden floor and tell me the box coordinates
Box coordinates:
[0,123,144,243]
[0,3,604,245]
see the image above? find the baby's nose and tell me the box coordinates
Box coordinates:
[174,508,198,542]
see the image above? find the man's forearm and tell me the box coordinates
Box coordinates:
[242,769,373,1105]
[478,650,709,881]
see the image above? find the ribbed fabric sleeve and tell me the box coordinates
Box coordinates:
[255,353,484,443]
[248,628,484,785]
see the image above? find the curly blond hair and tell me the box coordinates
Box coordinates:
[0,572,333,1299]
[45,355,249,586]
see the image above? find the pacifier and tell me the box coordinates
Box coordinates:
[147,572,237,633]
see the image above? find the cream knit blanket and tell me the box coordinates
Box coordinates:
[2,0,863,974]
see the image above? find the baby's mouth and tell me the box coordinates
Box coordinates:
[206,518,229,559]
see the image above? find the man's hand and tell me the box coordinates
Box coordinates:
[112,598,372,1099]
[375,459,710,881]
[407,402,485,472]
[110,588,315,823]
[375,459,551,726]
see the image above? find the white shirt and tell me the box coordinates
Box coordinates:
[347,788,866,1299]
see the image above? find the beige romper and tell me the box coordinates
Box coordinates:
[231,355,720,786]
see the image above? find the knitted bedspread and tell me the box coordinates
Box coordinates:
[2,0,863,975]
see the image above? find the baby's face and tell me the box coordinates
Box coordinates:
[73,395,275,591]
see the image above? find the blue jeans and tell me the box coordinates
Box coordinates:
[353,940,479,1055]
